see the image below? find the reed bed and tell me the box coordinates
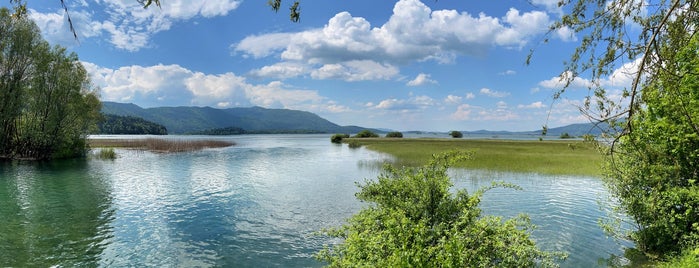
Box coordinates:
[344,138,603,176]
[89,138,235,153]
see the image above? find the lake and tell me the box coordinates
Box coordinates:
[0,134,632,267]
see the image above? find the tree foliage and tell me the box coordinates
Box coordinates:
[603,35,699,256]
[0,8,100,160]
[97,114,167,135]
[353,130,379,138]
[449,130,463,138]
[317,151,565,267]
[548,0,699,259]
[385,131,403,138]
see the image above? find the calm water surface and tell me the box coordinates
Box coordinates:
[0,134,631,267]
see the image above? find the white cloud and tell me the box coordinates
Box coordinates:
[538,71,594,89]
[518,101,546,109]
[538,59,641,90]
[31,0,241,51]
[465,92,476,99]
[234,0,553,80]
[248,62,308,79]
[310,60,399,81]
[479,88,510,98]
[407,73,438,86]
[371,95,436,111]
[500,70,517,75]
[444,95,463,105]
[83,62,328,110]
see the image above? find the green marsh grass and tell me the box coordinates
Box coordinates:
[89,138,235,153]
[345,138,603,176]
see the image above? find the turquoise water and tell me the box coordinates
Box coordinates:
[0,134,631,267]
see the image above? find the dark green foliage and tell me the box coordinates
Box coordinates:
[347,140,361,149]
[0,8,100,160]
[353,130,379,138]
[97,114,167,135]
[559,132,572,139]
[331,133,349,144]
[385,131,403,138]
[603,35,699,256]
[317,152,565,267]
[189,127,246,135]
[449,130,463,138]
[95,148,117,160]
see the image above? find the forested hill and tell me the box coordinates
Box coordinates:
[101,101,372,134]
[97,114,167,135]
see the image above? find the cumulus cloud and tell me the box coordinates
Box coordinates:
[31,0,241,51]
[444,95,463,105]
[479,88,510,98]
[310,60,399,81]
[234,0,554,80]
[83,62,337,111]
[407,73,438,86]
[465,92,476,99]
[371,95,436,111]
[518,101,546,109]
[538,59,641,90]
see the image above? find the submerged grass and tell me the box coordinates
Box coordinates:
[345,138,603,176]
[89,138,235,153]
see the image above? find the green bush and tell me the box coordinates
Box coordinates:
[449,130,463,138]
[317,151,565,267]
[331,133,350,144]
[96,148,117,160]
[559,132,573,139]
[385,131,403,138]
[347,140,362,149]
[353,130,379,138]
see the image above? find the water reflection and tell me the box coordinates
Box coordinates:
[0,159,114,267]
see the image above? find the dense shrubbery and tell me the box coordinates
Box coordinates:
[449,130,463,138]
[353,130,379,138]
[317,152,565,267]
[385,131,403,138]
[331,133,350,143]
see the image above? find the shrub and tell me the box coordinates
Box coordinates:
[385,131,403,138]
[354,130,379,138]
[348,140,362,149]
[96,148,117,160]
[449,130,463,138]
[317,151,566,267]
[559,132,573,139]
[331,133,350,144]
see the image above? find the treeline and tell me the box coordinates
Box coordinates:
[189,126,322,135]
[97,114,167,135]
[0,8,100,160]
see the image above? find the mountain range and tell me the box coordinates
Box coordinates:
[101,102,372,134]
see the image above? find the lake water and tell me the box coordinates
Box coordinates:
[0,134,631,267]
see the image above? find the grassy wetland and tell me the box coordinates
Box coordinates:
[89,138,235,153]
[344,138,603,176]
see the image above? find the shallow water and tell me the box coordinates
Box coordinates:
[0,134,631,267]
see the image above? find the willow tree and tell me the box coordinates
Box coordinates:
[547,0,699,258]
[0,7,100,160]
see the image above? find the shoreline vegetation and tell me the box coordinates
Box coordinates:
[343,138,603,176]
[89,138,235,153]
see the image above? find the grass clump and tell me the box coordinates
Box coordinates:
[95,148,117,159]
[331,133,350,144]
[344,138,603,176]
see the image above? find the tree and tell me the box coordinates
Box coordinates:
[385,131,403,138]
[601,35,699,256]
[317,152,565,267]
[546,0,699,259]
[0,7,100,160]
[449,130,463,138]
[353,130,379,138]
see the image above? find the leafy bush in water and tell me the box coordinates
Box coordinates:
[317,151,565,267]
[353,130,379,138]
[331,133,350,144]
[449,130,463,138]
[385,131,403,138]
[347,140,362,149]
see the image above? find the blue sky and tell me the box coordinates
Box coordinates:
[8,0,637,131]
